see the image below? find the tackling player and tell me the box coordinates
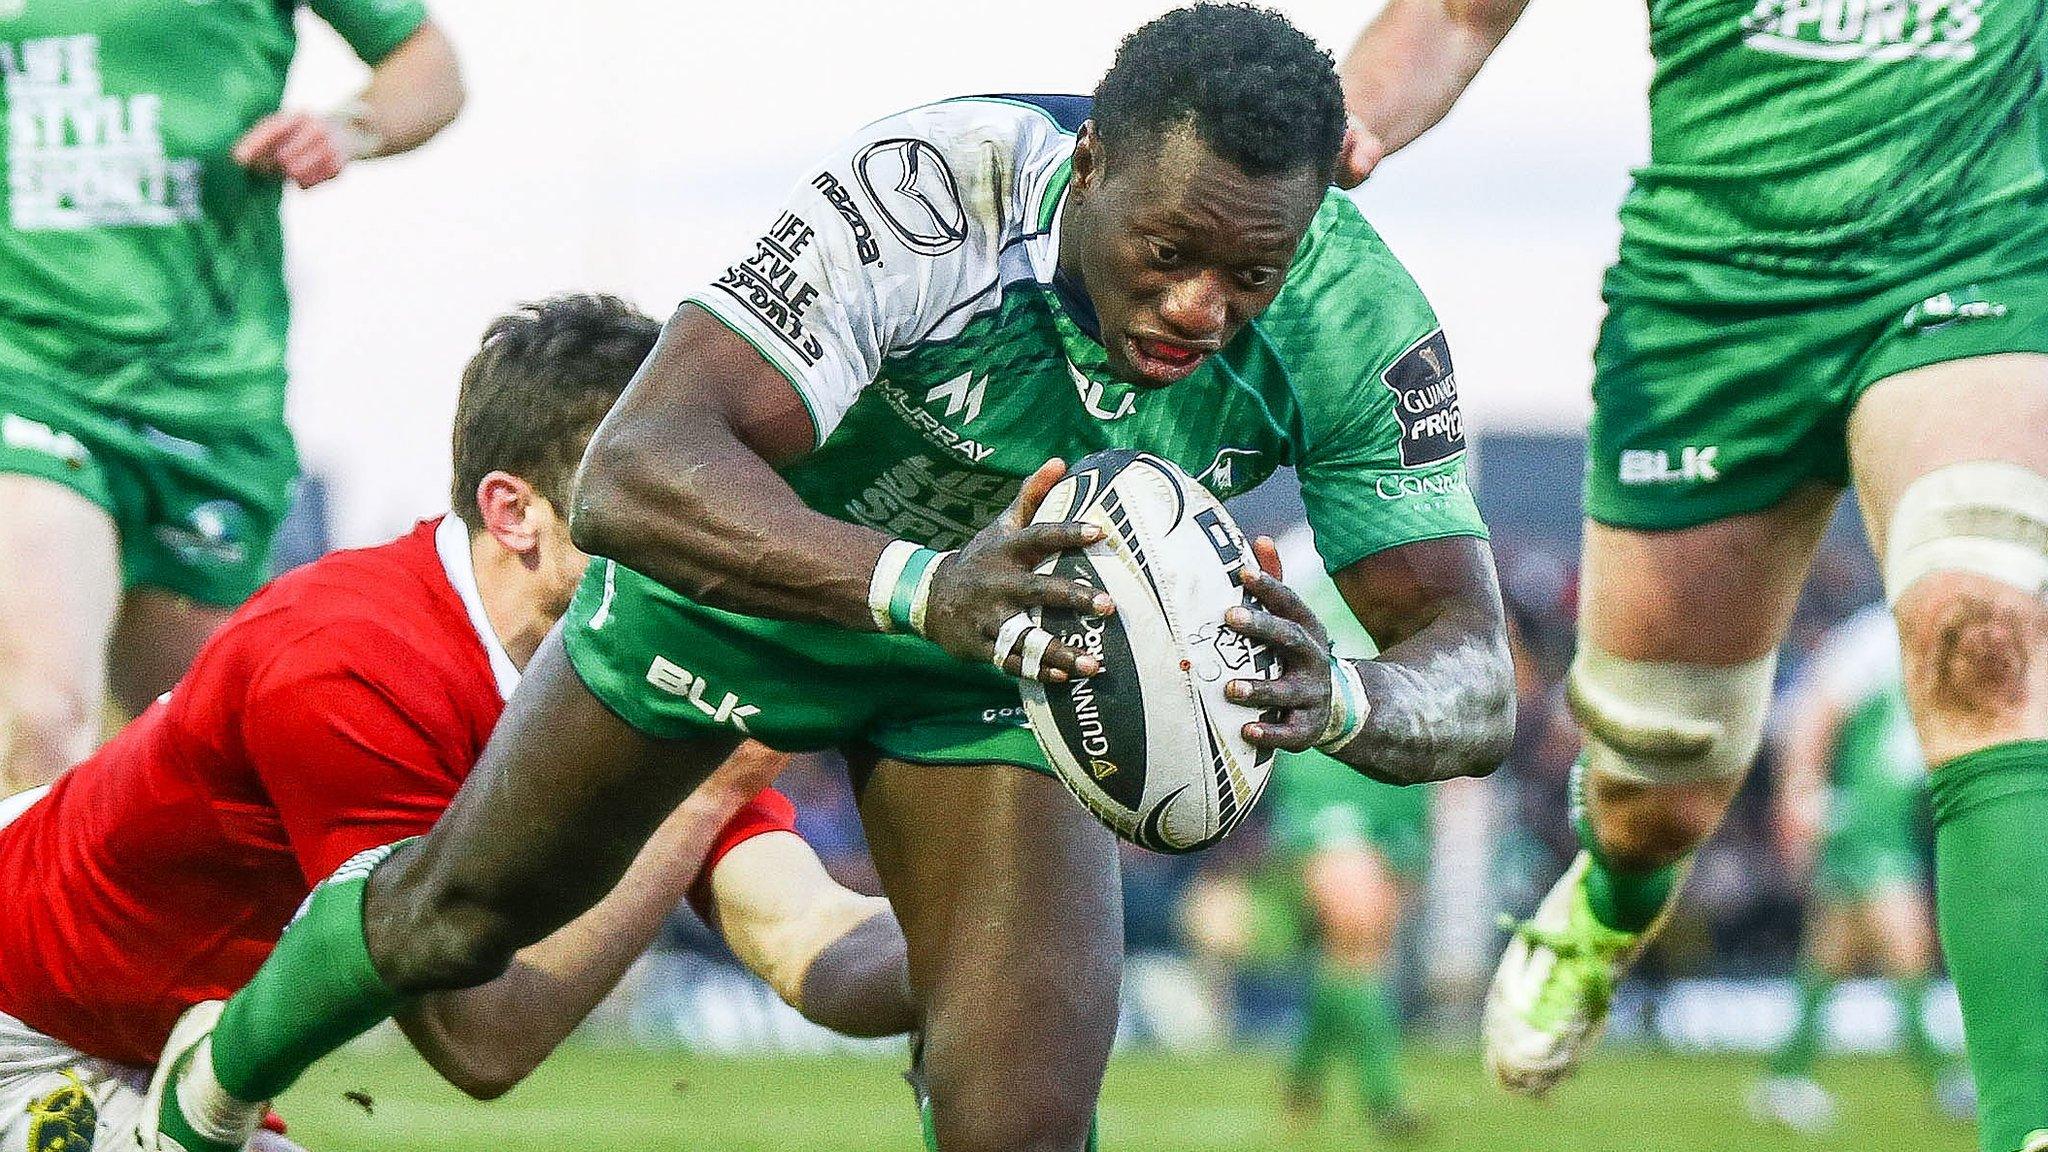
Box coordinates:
[0,0,464,793]
[0,295,912,1151]
[1338,4,2048,1149]
[140,9,1515,1152]
[1754,605,1965,1131]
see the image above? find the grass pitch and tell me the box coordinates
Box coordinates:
[280,1043,1971,1151]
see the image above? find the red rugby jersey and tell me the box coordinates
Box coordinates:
[0,518,793,1066]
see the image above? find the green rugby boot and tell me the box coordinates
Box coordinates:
[1482,853,1657,1098]
[134,1001,261,1152]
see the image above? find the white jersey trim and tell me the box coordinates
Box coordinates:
[434,514,520,702]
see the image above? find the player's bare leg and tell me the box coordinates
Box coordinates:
[106,589,236,718]
[139,630,738,1152]
[1849,353,2048,1152]
[1486,484,1836,1096]
[858,756,1120,1152]
[0,475,120,793]
[1289,845,1419,1137]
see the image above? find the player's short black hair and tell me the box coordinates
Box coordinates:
[450,293,657,531]
[1093,3,1346,185]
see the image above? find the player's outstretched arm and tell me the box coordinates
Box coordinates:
[1227,535,1515,784]
[392,744,783,1100]
[705,831,916,1039]
[234,21,464,189]
[1337,0,1533,186]
[571,306,1110,682]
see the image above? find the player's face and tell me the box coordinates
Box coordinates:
[1065,124,1323,386]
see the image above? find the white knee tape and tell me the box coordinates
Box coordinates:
[1885,461,2048,605]
[1565,646,1776,785]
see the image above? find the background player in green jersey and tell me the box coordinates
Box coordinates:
[1338,3,2048,1147]
[1266,539,1429,1139]
[134,8,1517,1152]
[0,0,464,793]
[1755,606,1966,1131]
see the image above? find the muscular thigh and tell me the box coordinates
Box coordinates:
[1580,482,1839,664]
[1849,353,2048,760]
[858,759,1120,1148]
[0,475,121,787]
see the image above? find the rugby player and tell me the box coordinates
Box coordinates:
[0,0,464,793]
[140,9,1515,1152]
[0,295,912,1151]
[1338,3,2048,1149]
[1755,605,1965,1130]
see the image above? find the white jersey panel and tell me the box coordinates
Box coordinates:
[685,100,1075,444]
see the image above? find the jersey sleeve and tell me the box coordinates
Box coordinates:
[240,627,470,885]
[682,106,1012,446]
[307,0,430,65]
[1275,195,1487,573]
[685,788,802,918]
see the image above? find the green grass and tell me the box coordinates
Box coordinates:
[278,1043,1974,1151]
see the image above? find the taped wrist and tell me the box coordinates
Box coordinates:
[1316,654,1371,754]
[867,542,950,637]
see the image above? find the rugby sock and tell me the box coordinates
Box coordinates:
[1929,740,2048,1152]
[208,854,406,1103]
[1888,974,1945,1085]
[1767,965,1829,1079]
[1337,968,1407,1116]
[1572,761,1681,934]
[1286,968,1341,1095]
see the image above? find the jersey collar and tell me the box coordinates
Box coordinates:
[434,514,521,702]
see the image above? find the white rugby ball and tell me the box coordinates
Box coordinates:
[1020,450,1280,853]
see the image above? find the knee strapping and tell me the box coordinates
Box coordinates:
[1885,461,2048,605]
[1566,645,1776,785]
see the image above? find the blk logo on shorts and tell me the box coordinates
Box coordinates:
[645,656,761,733]
[1619,446,1720,486]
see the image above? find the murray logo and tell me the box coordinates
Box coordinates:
[924,372,986,425]
[854,138,968,256]
[1381,329,1464,467]
[1620,446,1721,486]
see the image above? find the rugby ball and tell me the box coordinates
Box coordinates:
[1020,450,1280,853]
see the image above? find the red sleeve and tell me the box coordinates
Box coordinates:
[686,788,801,918]
[241,633,471,886]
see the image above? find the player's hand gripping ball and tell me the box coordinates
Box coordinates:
[1019,450,1281,853]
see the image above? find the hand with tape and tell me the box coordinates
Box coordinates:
[1223,536,1371,754]
[870,459,1115,683]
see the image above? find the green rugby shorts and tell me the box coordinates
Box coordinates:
[0,360,296,607]
[563,558,1050,770]
[1586,198,2048,530]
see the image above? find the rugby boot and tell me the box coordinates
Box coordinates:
[135,1001,261,1152]
[1483,853,1662,1098]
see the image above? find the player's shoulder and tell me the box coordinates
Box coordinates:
[226,520,484,693]
[1258,191,1438,368]
[821,94,1081,257]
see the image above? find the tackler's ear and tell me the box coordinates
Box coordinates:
[474,470,544,555]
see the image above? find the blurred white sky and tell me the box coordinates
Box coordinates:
[282,0,1652,546]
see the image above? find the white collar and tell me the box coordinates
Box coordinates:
[434,514,521,701]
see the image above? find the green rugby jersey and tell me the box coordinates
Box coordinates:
[687,95,1485,576]
[0,0,426,421]
[1616,0,2045,292]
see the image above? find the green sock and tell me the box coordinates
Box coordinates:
[1768,965,1830,1078]
[1930,739,2048,1152]
[210,848,407,1102]
[1571,759,1681,933]
[1330,965,1406,1116]
[1287,967,1341,1094]
[1889,975,1946,1085]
